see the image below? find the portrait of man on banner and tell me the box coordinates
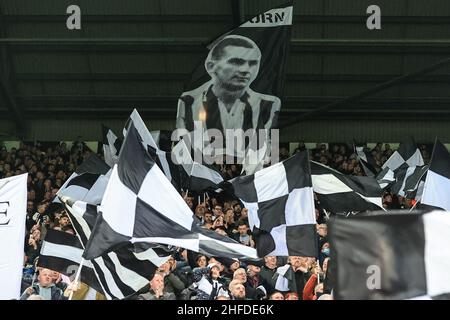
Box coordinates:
[175,4,293,162]
[176,35,280,138]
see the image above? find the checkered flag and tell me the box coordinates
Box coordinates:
[382,137,424,171]
[83,122,257,260]
[54,154,111,204]
[231,151,317,257]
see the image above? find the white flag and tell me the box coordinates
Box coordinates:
[0,173,27,299]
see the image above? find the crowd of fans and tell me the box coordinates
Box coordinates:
[0,140,431,300]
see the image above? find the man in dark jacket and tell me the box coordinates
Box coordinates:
[259,256,278,294]
[138,274,176,300]
[21,268,67,300]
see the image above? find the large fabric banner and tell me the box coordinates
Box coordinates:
[176,4,292,162]
[0,173,27,300]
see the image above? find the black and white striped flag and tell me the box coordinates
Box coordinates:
[330,210,450,300]
[62,199,170,300]
[231,151,317,257]
[310,161,384,213]
[421,139,450,211]
[38,229,102,293]
[83,122,257,261]
[102,125,122,168]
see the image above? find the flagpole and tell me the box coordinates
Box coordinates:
[409,201,419,212]
[19,270,37,300]
[69,258,84,300]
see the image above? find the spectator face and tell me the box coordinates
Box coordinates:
[321,243,330,256]
[185,197,193,209]
[213,206,223,216]
[204,213,213,223]
[289,256,308,270]
[168,256,176,271]
[240,208,248,219]
[59,216,70,227]
[247,265,260,277]
[317,224,327,237]
[211,265,221,279]
[323,257,330,274]
[55,178,62,188]
[233,204,242,214]
[264,256,277,269]
[230,261,240,272]
[233,268,247,283]
[158,261,171,274]
[224,209,234,223]
[213,216,224,227]
[384,194,393,203]
[27,201,34,213]
[195,206,205,218]
[208,258,224,272]
[44,191,52,201]
[197,255,207,268]
[32,229,41,240]
[230,283,246,299]
[56,170,65,180]
[27,190,36,201]
[270,292,285,300]
[51,271,61,282]
[38,269,54,287]
[285,292,299,300]
[237,224,248,236]
[150,274,164,292]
